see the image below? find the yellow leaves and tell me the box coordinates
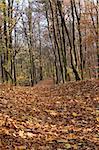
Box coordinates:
[11,18,16,26]
[57,140,78,149]
[50,110,57,116]
[96,110,99,115]
[15,145,26,150]
[19,130,36,139]
[45,110,57,116]
[72,112,78,117]
[67,67,73,74]
[19,130,26,138]
[15,0,20,3]
[45,133,55,142]
[57,139,68,143]
[17,73,27,82]
[0,2,6,10]
[96,117,99,122]
[65,143,71,149]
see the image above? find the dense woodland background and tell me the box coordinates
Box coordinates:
[0,0,98,86]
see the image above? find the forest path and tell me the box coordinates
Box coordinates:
[0,79,99,150]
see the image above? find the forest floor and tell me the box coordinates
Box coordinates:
[0,79,99,150]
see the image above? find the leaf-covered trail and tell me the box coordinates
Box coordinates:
[0,79,99,150]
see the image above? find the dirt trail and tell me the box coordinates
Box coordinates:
[0,79,99,150]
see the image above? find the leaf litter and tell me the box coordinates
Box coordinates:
[0,79,99,150]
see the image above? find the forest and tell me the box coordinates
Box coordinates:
[0,0,98,85]
[0,0,99,149]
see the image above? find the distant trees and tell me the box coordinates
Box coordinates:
[0,0,98,85]
[48,0,98,82]
[0,0,14,83]
[25,0,36,86]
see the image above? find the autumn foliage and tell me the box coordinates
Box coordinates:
[0,79,99,149]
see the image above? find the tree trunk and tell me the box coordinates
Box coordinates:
[45,9,59,84]
[73,0,83,79]
[49,0,64,83]
[57,0,80,81]
[38,21,43,81]
[56,0,67,81]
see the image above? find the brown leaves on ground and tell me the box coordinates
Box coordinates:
[0,79,99,150]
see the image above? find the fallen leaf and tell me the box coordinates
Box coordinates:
[19,130,26,138]
[65,143,71,149]
[72,112,78,117]
[15,145,26,150]
[96,117,99,122]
